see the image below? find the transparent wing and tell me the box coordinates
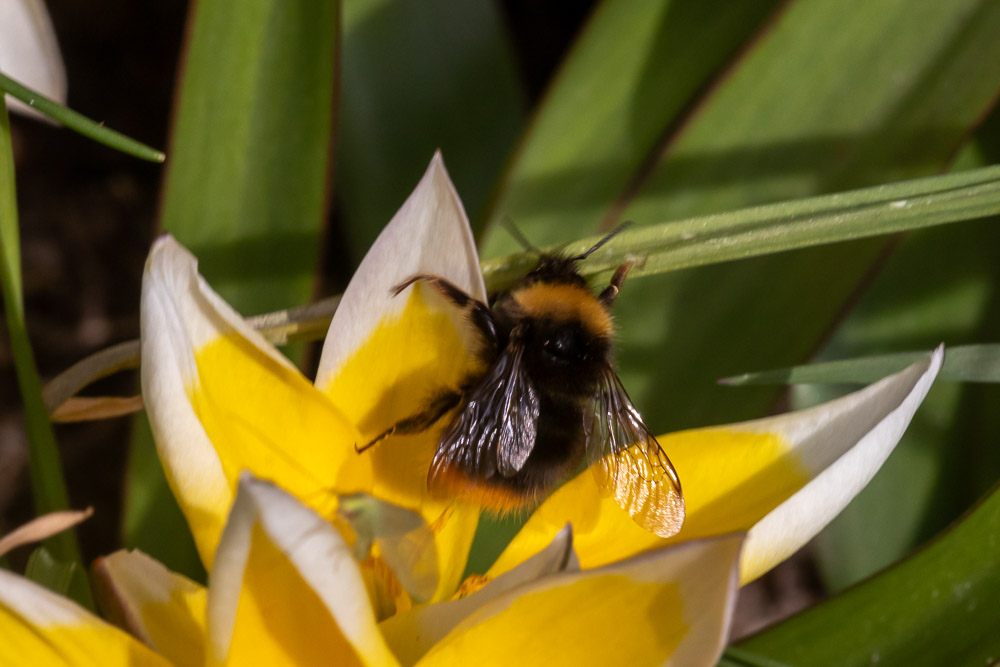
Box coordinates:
[429,334,539,489]
[586,369,685,538]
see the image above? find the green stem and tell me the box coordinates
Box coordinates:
[0,95,93,607]
[1,71,164,163]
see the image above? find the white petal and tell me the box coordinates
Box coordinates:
[142,235,347,569]
[141,236,262,568]
[0,0,66,119]
[488,349,944,583]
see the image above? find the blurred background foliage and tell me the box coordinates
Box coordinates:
[2,0,1000,663]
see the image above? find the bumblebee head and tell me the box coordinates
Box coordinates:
[516,221,633,290]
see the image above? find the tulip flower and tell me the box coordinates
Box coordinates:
[0,154,940,665]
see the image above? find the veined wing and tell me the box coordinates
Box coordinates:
[586,369,684,538]
[429,329,539,490]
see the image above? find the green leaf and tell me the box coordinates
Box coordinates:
[479,0,1000,433]
[25,547,77,597]
[0,71,164,162]
[718,647,794,667]
[737,481,1000,666]
[124,0,339,579]
[0,94,92,609]
[481,0,784,257]
[720,344,1000,385]
[337,0,524,262]
[157,0,337,314]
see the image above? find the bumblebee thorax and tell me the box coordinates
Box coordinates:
[509,282,614,341]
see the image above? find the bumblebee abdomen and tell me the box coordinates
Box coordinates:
[469,395,587,509]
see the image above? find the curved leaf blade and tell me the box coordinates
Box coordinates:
[738,481,1000,666]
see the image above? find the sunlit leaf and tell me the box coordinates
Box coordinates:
[609,0,1000,437]
[481,0,785,257]
[124,0,338,581]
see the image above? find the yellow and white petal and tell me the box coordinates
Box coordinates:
[92,550,206,667]
[315,153,485,599]
[205,474,398,667]
[141,236,368,569]
[736,345,942,581]
[419,534,744,667]
[315,151,485,398]
[381,525,578,665]
[491,348,943,584]
[0,0,66,119]
[0,569,169,666]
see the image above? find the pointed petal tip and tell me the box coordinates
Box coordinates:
[931,342,945,368]
[145,233,195,276]
[314,150,485,389]
[735,346,945,583]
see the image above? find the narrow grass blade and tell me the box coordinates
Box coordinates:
[481,165,1000,290]
[0,71,164,162]
[721,345,1000,386]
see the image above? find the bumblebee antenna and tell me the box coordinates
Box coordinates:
[501,217,541,255]
[572,221,633,261]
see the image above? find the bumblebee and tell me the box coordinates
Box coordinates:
[358,228,685,539]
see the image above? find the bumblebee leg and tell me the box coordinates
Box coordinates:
[393,275,499,345]
[355,390,462,453]
[599,262,633,307]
